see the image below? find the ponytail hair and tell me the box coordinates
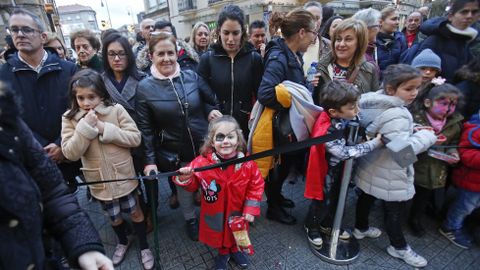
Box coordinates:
[268,8,316,39]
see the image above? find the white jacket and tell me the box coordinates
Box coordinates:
[354,91,437,201]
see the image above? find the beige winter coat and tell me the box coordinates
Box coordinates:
[61,103,141,201]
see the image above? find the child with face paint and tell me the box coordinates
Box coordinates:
[409,83,464,238]
[174,116,264,270]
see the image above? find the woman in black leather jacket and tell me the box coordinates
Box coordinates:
[136,32,221,241]
[0,82,112,270]
[197,5,263,136]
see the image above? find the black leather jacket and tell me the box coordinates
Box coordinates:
[136,70,218,165]
[197,43,263,133]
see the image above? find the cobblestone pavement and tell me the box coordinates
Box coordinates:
[77,175,480,270]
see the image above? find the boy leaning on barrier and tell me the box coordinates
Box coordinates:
[304,80,383,248]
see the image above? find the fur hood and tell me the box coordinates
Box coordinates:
[136,39,200,72]
[358,90,405,130]
[455,65,480,84]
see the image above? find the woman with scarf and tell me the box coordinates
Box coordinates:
[136,32,221,242]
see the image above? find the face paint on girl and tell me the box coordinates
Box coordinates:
[428,95,458,120]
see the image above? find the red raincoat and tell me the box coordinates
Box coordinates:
[176,152,264,248]
[304,111,330,200]
[452,121,480,192]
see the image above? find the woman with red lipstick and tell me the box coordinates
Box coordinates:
[197,5,264,137]
[315,18,379,101]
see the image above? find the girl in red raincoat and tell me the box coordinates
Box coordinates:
[174,116,264,269]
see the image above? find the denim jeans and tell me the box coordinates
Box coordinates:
[444,188,480,230]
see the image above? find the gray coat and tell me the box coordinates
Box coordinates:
[354,91,437,201]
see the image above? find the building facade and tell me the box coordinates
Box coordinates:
[1,0,63,49]
[140,0,426,40]
[57,4,100,49]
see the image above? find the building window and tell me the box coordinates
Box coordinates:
[148,0,156,9]
[67,16,72,21]
[178,0,197,12]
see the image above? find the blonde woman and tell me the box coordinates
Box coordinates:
[315,18,379,100]
[190,21,210,56]
[45,32,67,60]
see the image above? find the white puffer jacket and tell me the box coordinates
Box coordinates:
[354,91,437,201]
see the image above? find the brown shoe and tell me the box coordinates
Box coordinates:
[169,193,179,209]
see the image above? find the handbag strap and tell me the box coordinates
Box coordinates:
[347,66,360,84]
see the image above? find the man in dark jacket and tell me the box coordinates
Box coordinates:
[0,82,112,270]
[417,0,479,82]
[0,8,79,191]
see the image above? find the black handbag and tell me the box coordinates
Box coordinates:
[272,109,297,146]
[156,148,180,172]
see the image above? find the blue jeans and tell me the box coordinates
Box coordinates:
[444,188,480,230]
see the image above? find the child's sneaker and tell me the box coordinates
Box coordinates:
[140,249,154,270]
[230,251,249,269]
[112,242,130,266]
[304,225,323,248]
[214,254,230,270]
[386,245,427,268]
[439,227,472,249]
[352,227,382,239]
[319,225,352,240]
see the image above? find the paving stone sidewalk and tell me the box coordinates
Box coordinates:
[77,175,480,270]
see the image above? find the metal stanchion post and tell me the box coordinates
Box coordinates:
[310,122,360,264]
[147,171,161,270]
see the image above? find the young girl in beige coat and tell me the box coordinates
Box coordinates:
[61,69,153,270]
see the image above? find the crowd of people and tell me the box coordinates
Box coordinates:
[0,0,479,269]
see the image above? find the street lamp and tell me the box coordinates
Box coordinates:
[101,0,112,28]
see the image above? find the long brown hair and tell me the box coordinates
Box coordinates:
[64,69,113,119]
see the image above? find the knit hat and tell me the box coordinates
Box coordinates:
[411,49,442,71]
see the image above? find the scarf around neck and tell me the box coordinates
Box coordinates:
[150,62,181,80]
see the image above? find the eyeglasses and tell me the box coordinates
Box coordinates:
[107,51,127,59]
[9,26,40,36]
[306,29,318,35]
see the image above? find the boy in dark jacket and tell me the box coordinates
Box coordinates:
[304,81,383,248]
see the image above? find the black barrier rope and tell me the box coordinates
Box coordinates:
[74,129,344,186]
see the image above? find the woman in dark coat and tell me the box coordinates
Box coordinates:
[376,6,407,74]
[455,55,480,119]
[136,32,221,242]
[0,82,112,270]
[257,8,317,225]
[197,5,263,136]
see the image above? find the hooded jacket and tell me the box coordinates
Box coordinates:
[419,17,478,82]
[61,103,141,201]
[412,111,463,189]
[257,38,306,111]
[452,116,480,192]
[197,42,263,134]
[355,91,437,201]
[174,152,264,249]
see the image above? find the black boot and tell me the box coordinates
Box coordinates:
[267,205,296,225]
[186,218,199,241]
[280,194,295,208]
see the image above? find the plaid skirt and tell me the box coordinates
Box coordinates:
[100,191,138,222]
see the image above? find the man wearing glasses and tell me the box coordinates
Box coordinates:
[0,8,80,192]
[0,7,114,270]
